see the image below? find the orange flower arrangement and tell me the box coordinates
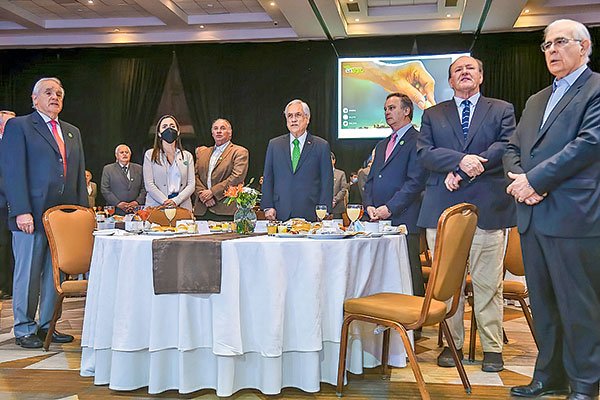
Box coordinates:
[224,179,260,209]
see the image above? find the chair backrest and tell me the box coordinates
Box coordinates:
[42,205,96,289]
[503,227,525,276]
[419,229,432,267]
[428,203,478,305]
[147,207,193,225]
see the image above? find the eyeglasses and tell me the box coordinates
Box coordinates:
[540,37,582,52]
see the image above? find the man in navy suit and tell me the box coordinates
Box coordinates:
[0,78,87,348]
[0,110,16,300]
[262,99,333,222]
[505,19,600,400]
[417,56,516,372]
[363,93,427,296]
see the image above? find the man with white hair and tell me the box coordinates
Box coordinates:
[262,99,333,221]
[0,78,87,348]
[505,19,600,400]
[101,144,146,215]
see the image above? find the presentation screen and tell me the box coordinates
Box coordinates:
[338,53,470,139]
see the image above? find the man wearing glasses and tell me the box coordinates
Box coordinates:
[505,19,600,400]
[262,99,333,222]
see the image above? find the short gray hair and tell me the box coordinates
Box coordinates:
[0,110,15,123]
[31,77,64,108]
[114,144,131,156]
[545,19,592,62]
[284,99,310,119]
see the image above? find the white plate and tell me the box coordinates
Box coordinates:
[93,229,116,236]
[380,230,402,235]
[275,233,307,238]
[306,233,352,240]
[146,230,176,236]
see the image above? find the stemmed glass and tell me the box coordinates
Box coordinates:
[315,205,328,222]
[164,206,177,228]
[135,206,152,232]
[104,206,115,219]
[346,204,363,232]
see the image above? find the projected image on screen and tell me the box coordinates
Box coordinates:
[338,53,469,139]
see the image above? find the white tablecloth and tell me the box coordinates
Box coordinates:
[80,233,413,396]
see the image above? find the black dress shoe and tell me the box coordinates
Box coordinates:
[510,379,569,397]
[567,392,597,400]
[15,334,43,349]
[37,329,74,344]
[437,346,463,367]
[482,351,504,372]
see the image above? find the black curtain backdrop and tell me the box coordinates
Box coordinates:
[2,28,599,203]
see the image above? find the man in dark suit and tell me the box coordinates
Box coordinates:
[364,93,427,297]
[417,56,516,372]
[505,19,600,400]
[101,144,146,215]
[0,77,87,348]
[195,118,249,220]
[262,99,333,222]
[0,110,16,300]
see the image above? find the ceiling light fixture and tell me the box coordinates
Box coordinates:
[354,18,360,22]
[207,3,213,6]
[88,0,93,4]
[200,25,205,28]
[524,9,530,14]
[113,28,120,32]
[446,13,451,18]
[270,1,276,6]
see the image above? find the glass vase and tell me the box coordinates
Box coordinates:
[233,206,257,235]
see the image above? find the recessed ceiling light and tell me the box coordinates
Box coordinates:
[354,18,360,22]
[87,0,94,4]
[524,9,530,14]
[113,28,120,32]
[200,25,205,28]
[446,13,451,18]
[207,3,213,6]
[349,0,354,2]
[270,1,275,6]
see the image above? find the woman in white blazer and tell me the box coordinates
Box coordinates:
[143,115,195,211]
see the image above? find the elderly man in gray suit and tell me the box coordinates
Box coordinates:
[101,144,146,215]
[505,19,600,400]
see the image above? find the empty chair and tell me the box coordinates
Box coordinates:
[42,205,95,351]
[336,203,478,400]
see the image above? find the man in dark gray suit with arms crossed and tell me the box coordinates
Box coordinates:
[505,19,600,400]
[1,77,87,348]
[417,56,516,373]
[262,99,333,222]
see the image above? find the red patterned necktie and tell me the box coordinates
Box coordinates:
[49,120,67,177]
[385,132,397,161]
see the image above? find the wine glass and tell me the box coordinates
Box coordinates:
[346,204,363,231]
[135,206,152,232]
[315,205,328,222]
[164,206,177,227]
[104,206,115,219]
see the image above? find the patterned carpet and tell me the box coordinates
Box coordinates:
[0,297,561,399]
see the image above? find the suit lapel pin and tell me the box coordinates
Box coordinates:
[68,132,73,138]
[399,140,404,146]
[183,160,189,166]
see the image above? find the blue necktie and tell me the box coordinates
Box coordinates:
[461,99,471,141]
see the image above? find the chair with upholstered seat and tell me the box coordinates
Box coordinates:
[42,205,96,351]
[336,203,478,400]
[147,207,193,226]
[467,227,537,361]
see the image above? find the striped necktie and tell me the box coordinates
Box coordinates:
[461,99,471,142]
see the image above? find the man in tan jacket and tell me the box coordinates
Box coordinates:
[195,118,249,220]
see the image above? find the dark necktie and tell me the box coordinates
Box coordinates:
[122,165,128,176]
[461,100,471,142]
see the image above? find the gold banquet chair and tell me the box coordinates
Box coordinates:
[42,205,95,351]
[336,203,478,400]
[467,227,537,361]
[147,207,193,226]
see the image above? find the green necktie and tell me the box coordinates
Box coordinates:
[291,138,300,172]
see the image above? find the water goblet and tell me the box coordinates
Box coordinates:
[315,205,328,222]
[346,204,363,232]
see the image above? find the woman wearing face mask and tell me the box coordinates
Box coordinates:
[143,115,195,211]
